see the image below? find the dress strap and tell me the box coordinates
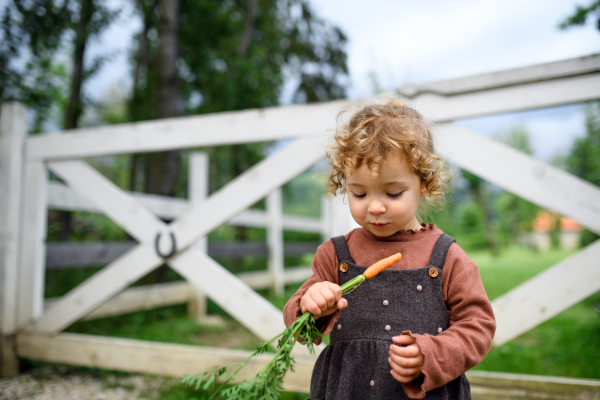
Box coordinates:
[427,233,456,271]
[330,236,356,265]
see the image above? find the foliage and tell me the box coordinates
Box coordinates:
[492,126,540,247]
[0,0,72,132]
[127,0,348,197]
[182,312,321,400]
[559,0,600,31]
[565,101,600,246]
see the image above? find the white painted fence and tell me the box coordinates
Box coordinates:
[0,54,599,394]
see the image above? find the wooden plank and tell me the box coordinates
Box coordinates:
[435,123,600,234]
[17,161,48,329]
[15,332,600,397]
[45,242,136,269]
[47,181,323,231]
[0,102,27,335]
[398,53,600,97]
[169,136,327,252]
[44,282,191,321]
[16,332,315,394]
[24,58,600,163]
[45,241,320,268]
[267,189,285,296]
[189,152,209,253]
[47,161,166,243]
[492,240,600,347]
[28,244,163,333]
[408,72,600,122]
[188,152,210,319]
[26,100,348,161]
[466,370,600,397]
[47,180,189,218]
[44,267,312,321]
[168,248,318,356]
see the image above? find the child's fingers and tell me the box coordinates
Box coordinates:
[388,350,421,369]
[390,343,421,359]
[317,285,337,310]
[389,367,421,383]
[337,297,348,310]
[392,334,416,346]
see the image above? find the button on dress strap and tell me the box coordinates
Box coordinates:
[427,233,456,271]
[330,235,356,265]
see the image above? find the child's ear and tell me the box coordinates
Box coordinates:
[420,182,427,196]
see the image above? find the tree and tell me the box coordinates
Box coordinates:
[566,102,600,246]
[0,0,72,132]
[493,127,540,248]
[559,0,600,31]
[128,0,348,196]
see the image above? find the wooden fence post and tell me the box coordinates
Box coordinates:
[187,152,208,321]
[0,102,27,375]
[267,189,284,296]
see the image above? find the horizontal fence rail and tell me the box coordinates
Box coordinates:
[45,241,320,269]
[47,181,325,233]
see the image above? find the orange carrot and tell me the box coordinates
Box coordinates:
[363,252,401,279]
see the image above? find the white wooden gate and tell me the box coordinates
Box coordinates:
[1,53,599,393]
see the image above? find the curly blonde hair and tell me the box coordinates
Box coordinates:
[327,98,450,203]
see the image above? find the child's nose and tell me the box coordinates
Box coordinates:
[368,199,386,214]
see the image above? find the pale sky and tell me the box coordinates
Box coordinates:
[6,0,598,162]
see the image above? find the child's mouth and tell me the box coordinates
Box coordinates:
[371,223,389,229]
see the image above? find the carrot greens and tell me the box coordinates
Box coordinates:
[182,252,401,399]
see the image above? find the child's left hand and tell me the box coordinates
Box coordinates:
[388,334,424,383]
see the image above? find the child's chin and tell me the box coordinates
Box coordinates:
[367,227,393,237]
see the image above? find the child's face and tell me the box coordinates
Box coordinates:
[346,155,426,237]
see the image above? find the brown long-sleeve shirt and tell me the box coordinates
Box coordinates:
[283,223,496,399]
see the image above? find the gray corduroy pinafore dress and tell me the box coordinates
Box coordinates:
[308,234,471,400]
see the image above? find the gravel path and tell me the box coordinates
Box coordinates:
[0,366,170,400]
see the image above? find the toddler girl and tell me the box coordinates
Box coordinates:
[283,99,496,399]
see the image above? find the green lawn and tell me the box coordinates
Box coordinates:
[57,246,600,398]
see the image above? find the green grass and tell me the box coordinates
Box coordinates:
[470,247,600,379]
[57,247,600,398]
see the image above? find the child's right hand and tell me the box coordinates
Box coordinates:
[300,282,348,320]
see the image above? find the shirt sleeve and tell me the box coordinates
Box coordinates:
[401,244,496,399]
[283,240,340,343]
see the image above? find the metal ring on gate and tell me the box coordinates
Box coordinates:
[155,232,177,259]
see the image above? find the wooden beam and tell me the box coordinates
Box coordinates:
[435,123,600,235]
[398,53,600,97]
[43,267,313,321]
[169,248,291,352]
[169,136,328,252]
[0,102,27,335]
[26,100,348,161]
[466,371,600,399]
[45,241,320,269]
[28,244,163,333]
[16,332,315,394]
[17,161,48,329]
[47,181,323,231]
[44,282,191,321]
[407,73,600,123]
[48,161,166,243]
[267,189,285,296]
[15,332,600,398]
[491,240,600,347]
[25,56,600,162]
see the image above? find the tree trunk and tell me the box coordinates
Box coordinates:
[64,0,92,130]
[143,0,181,284]
[60,0,93,240]
[145,0,181,198]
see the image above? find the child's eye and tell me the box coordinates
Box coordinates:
[387,191,404,198]
[351,192,366,198]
